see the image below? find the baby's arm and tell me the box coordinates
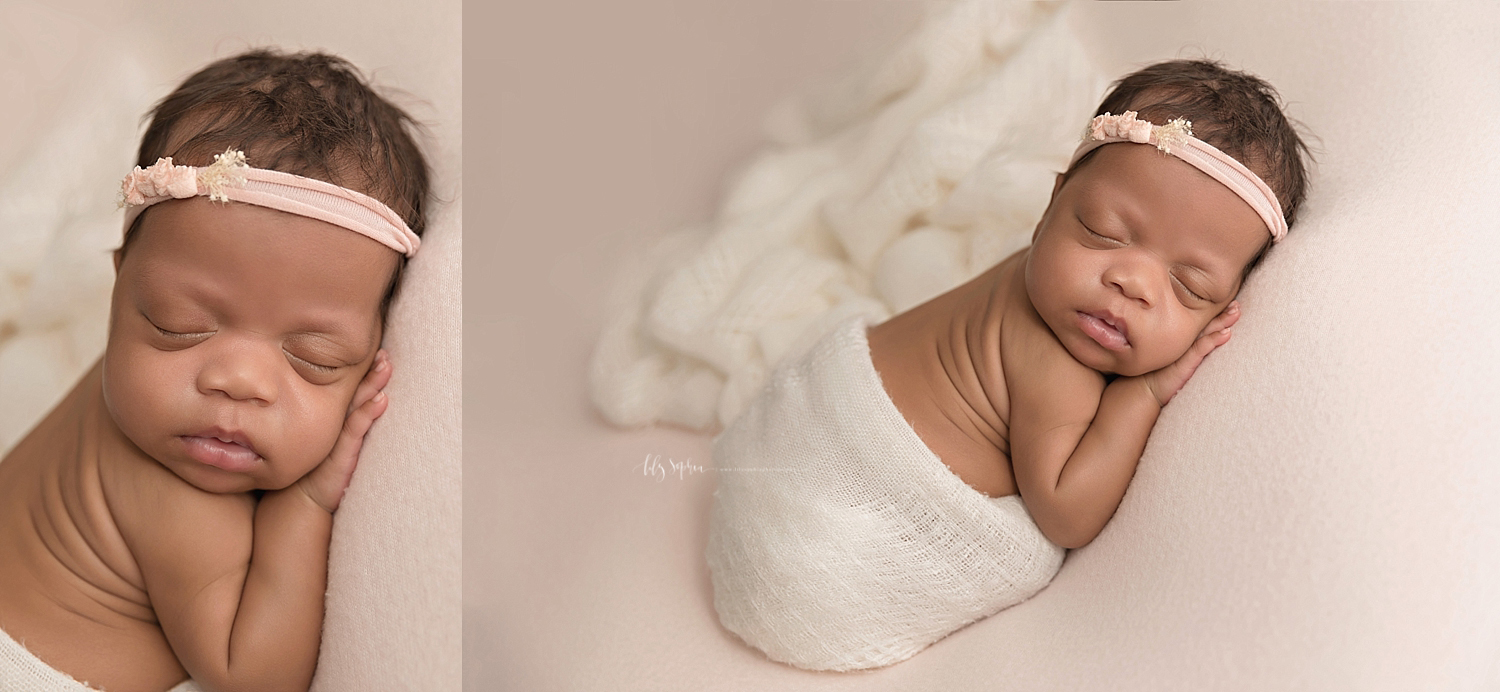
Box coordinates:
[1009,306,1238,549]
[122,352,391,692]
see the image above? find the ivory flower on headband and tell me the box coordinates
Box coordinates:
[1071,111,1287,242]
[118,148,420,257]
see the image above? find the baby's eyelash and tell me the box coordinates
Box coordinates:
[1172,274,1207,301]
[286,351,339,373]
[1082,223,1121,244]
[152,323,212,339]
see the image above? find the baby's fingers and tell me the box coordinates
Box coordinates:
[303,391,390,513]
[1180,325,1233,374]
[1147,326,1232,406]
[349,350,393,414]
[1196,322,1234,354]
[334,389,390,465]
[1201,301,1241,338]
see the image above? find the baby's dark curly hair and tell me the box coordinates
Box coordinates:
[1070,60,1313,270]
[124,48,431,318]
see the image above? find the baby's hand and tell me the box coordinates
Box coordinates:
[296,349,393,513]
[1140,301,1240,407]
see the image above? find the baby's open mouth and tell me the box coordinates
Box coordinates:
[182,429,262,473]
[1077,311,1129,351]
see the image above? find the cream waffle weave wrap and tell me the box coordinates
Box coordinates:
[706,314,1065,671]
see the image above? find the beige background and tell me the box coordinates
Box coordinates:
[468,1,1500,691]
[464,1,926,687]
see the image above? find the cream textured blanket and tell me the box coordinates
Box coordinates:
[0,626,201,692]
[707,314,1064,671]
[589,1,1104,432]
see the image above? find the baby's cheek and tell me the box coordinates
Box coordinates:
[1153,318,1210,369]
[267,389,351,484]
[102,342,188,449]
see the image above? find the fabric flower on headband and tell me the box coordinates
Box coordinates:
[1089,111,1153,144]
[119,157,197,207]
[1086,111,1194,156]
[118,148,250,208]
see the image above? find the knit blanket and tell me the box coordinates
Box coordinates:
[589,0,1106,432]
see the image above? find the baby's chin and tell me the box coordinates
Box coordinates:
[172,470,262,495]
[155,445,309,496]
[1061,338,1176,378]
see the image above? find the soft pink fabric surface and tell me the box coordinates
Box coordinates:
[475,1,1500,690]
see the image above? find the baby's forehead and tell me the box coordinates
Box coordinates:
[126,198,397,312]
[1065,147,1269,266]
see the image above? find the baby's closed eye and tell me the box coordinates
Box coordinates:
[284,350,341,374]
[1169,273,1209,302]
[1078,218,1125,246]
[143,310,215,343]
[282,334,372,383]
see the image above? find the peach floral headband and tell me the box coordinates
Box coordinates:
[118,148,420,257]
[1069,111,1287,242]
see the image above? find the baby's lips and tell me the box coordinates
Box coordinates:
[1086,309,1130,343]
[1077,310,1130,351]
[189,426,259,455]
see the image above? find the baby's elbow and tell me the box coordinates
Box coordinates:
[1039,516,1101,550]
[196,668,312,692]
[1054,532,1096,550]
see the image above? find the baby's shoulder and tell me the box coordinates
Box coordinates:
[997,296,1105,415]
[101,448,256,564]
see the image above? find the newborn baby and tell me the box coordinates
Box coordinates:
[0,51,428,692]
[708,59,1311,670]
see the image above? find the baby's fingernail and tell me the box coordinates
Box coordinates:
[375,391,387,403]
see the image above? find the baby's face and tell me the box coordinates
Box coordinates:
[1025,143,1268,376]
[102,197,398,494]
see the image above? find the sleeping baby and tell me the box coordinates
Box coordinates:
[0,50,428,691]
[707,59,1311,670]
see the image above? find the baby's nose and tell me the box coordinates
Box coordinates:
[196,342,279,405]
[1103,262,1159,306]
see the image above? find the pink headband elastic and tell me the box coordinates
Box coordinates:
[119,149,420,257]
[1068,111,1287,242]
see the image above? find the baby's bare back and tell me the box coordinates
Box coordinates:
[0,362,194,692]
